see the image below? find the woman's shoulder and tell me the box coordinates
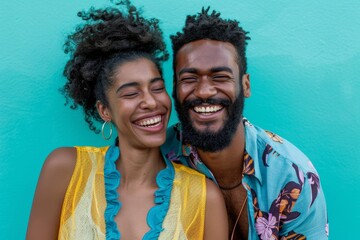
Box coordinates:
[171,161,204,178]
[204,178,223,202]
[40,147,78,187]
[44,147,77,171]
[43,145,109,174]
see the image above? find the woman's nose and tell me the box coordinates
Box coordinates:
[140,92,157,109]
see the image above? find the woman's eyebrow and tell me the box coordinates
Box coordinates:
[150,77,164,83]
[116,77,163,93]
[116,82,139,93]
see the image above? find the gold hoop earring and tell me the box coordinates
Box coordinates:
[102,121,113,140]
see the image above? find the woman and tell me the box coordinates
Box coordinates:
[26,2,228,240]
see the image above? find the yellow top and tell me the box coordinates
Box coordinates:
[58,146,206,240]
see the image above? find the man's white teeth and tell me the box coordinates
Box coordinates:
[138,116,161,127]
[194,105,222,113]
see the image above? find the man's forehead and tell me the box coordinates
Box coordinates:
[176,39,238,70]
[178,39,235,55]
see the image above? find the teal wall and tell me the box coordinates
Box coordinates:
[1,0,359,239]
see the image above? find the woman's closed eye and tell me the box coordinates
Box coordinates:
[151,81,166,93]
[121,91,139,98]
[152,87,165,93]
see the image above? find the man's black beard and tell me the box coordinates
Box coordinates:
[174,91,244,152]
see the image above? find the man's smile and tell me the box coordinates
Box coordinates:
[193,104,223,114]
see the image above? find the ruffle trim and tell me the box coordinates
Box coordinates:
[143,158,174,239]
[104,145,121,240]
[104,145,174,240]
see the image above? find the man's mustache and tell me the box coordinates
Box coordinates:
[182,98,231,109]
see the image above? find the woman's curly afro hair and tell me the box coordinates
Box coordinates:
[62,0,168,133]
[170,7,250,77]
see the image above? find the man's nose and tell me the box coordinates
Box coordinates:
[193,76,217,100]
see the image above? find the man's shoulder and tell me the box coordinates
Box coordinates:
[245,121,318,175]
[245,122,328,239]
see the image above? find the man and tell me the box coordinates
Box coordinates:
[164,7,329,240]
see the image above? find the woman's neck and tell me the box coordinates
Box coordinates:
[116,142,165,189]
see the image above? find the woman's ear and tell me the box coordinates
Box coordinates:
[242,74,251,98]
[96,100,111,122]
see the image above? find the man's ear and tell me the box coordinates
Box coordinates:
[96,100,111,122]
[242,74,251,98]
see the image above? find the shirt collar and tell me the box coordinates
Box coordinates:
[178,118,263,184]
[243,118,263,184]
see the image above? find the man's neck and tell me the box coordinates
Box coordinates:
[197,122,246,185]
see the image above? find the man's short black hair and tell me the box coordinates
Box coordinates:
[170,7,250,77]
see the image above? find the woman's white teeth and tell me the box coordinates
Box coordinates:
[194,105,222,113]
[138,116,161,127]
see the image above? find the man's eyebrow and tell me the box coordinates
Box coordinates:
[210,66,233,74]
[116,77,163,93]
[178,67,233,76]
[178,68,198,76]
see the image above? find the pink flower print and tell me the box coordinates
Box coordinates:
[255,214,277,240]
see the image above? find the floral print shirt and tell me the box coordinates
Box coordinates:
[163,119,329,240]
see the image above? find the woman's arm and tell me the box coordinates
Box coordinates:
[204,179,229,240]
[26,147,76,240]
